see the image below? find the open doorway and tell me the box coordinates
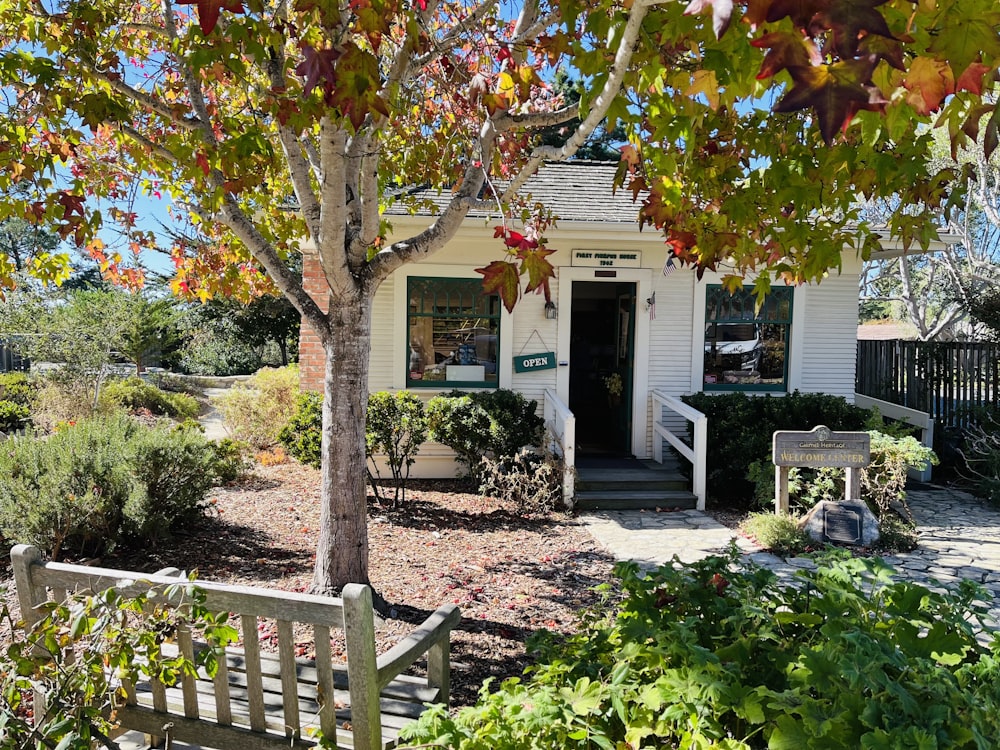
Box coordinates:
[568,281,636,456]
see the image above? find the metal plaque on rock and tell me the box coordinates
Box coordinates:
[823,505,862,545]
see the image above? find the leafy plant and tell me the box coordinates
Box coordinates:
[1,580,235,750]
[0,371,34,406]
[216,365,300,449]
[401,550,1000,749]
[0,399,28,432]
[277,390,323,468]
[426,390,544,481]
[99,376,200,420]
[366,390,428,507]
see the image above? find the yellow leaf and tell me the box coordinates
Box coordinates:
[685,69,720,110]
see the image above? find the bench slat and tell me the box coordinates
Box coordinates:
[277,619,301,738]
[213,642,233,726]
[23,562,346,626]
[314,624,338,741]
[178,622,200,719]
[242,614,267,733]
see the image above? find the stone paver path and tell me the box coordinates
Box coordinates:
[582,485,1000,627]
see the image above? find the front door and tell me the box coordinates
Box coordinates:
[568,281,636,456]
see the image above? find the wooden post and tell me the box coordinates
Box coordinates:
[775,465,789,515]
[427,639,451,708]
[845,466,861,502]
[343,584,381,750]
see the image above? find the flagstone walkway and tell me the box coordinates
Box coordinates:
[580,483,1000,627]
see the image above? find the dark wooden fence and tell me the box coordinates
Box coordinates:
[0,342,30,373]
[856,339,1000,427]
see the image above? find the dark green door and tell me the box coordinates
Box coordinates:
[568,281,635,456]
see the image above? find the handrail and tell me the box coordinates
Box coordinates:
[543,389,576,508]
[650,390,707,510]
[854,393,935,481]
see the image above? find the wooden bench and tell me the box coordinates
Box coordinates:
[11,544,461,750]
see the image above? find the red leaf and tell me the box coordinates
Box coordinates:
[773,60,881,143]
[752,31,820,80]
[175,0,246,36]
[956,61,992,95]
[476,261,520,313]
[295,45,340,99]
[195,151,211,176]
[57,192,85,220]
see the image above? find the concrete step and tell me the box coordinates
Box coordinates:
[574,490,698,511]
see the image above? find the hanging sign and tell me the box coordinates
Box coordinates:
[514,352,556,373]
[572,250,642,268]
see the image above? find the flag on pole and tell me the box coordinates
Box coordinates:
[662,257,676,276]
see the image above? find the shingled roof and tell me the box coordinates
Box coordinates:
[389,160,642,225]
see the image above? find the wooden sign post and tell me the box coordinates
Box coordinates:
[772,425,871,514]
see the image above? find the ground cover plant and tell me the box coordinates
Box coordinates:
[401,548,1000,749]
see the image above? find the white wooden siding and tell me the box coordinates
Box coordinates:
[795,269,860,400]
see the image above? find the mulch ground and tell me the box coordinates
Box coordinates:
[1,462,617,707]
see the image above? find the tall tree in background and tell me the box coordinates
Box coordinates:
[860,133,1000,340]
[1,0,998,592]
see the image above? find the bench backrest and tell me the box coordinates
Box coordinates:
[10,544,383,750]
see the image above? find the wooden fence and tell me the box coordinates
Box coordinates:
[0,342,29,373]
[856,339,1000,427]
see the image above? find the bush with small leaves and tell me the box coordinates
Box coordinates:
[99,376,200,420]
[277,390,323,468]
[366,390,428,506]
[739,512,814,556]
[0,399,29,432]
[216,365,300,449]
[0,415,230,559]
[0,371,34,406]
[426,389,544,480]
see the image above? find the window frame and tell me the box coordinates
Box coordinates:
[702,285,793,393]
[405,275,502,390]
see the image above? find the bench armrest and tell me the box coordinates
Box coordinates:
[375,603,461,690]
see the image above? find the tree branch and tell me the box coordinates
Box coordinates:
[499,0,655,201]
[85,67,201,131]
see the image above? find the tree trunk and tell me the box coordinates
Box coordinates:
[310,292,373,595]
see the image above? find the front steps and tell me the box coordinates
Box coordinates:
[573,458,698,511]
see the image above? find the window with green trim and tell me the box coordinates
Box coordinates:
[703,286,792,391]
[407,277,501,388]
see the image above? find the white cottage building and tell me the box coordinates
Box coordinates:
[298,161,938,508]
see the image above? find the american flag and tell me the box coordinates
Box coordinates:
[662,257,676,276]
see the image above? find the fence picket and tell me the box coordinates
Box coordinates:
[857,339,999,428]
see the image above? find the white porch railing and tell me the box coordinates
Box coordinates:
[543,389,576,508]
[854,393,935,482]
[650,390,707,510]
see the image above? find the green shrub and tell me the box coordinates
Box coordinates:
[278,391,323,468]
[0,415,226,559]
[0,399,29,432]
[216,365,300,449]
[209,437,252,484]
[122,423,222,540]
[401,550,1000,749]
[426,389,544,479]
[739,511,814,556]
[681,392,871,505]
[99,376,200,420]
[366,391,428,506]
[0,371,34,406]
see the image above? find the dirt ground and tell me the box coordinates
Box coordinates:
[1,462,617,707]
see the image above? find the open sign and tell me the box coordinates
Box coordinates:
[513,352,556,373]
